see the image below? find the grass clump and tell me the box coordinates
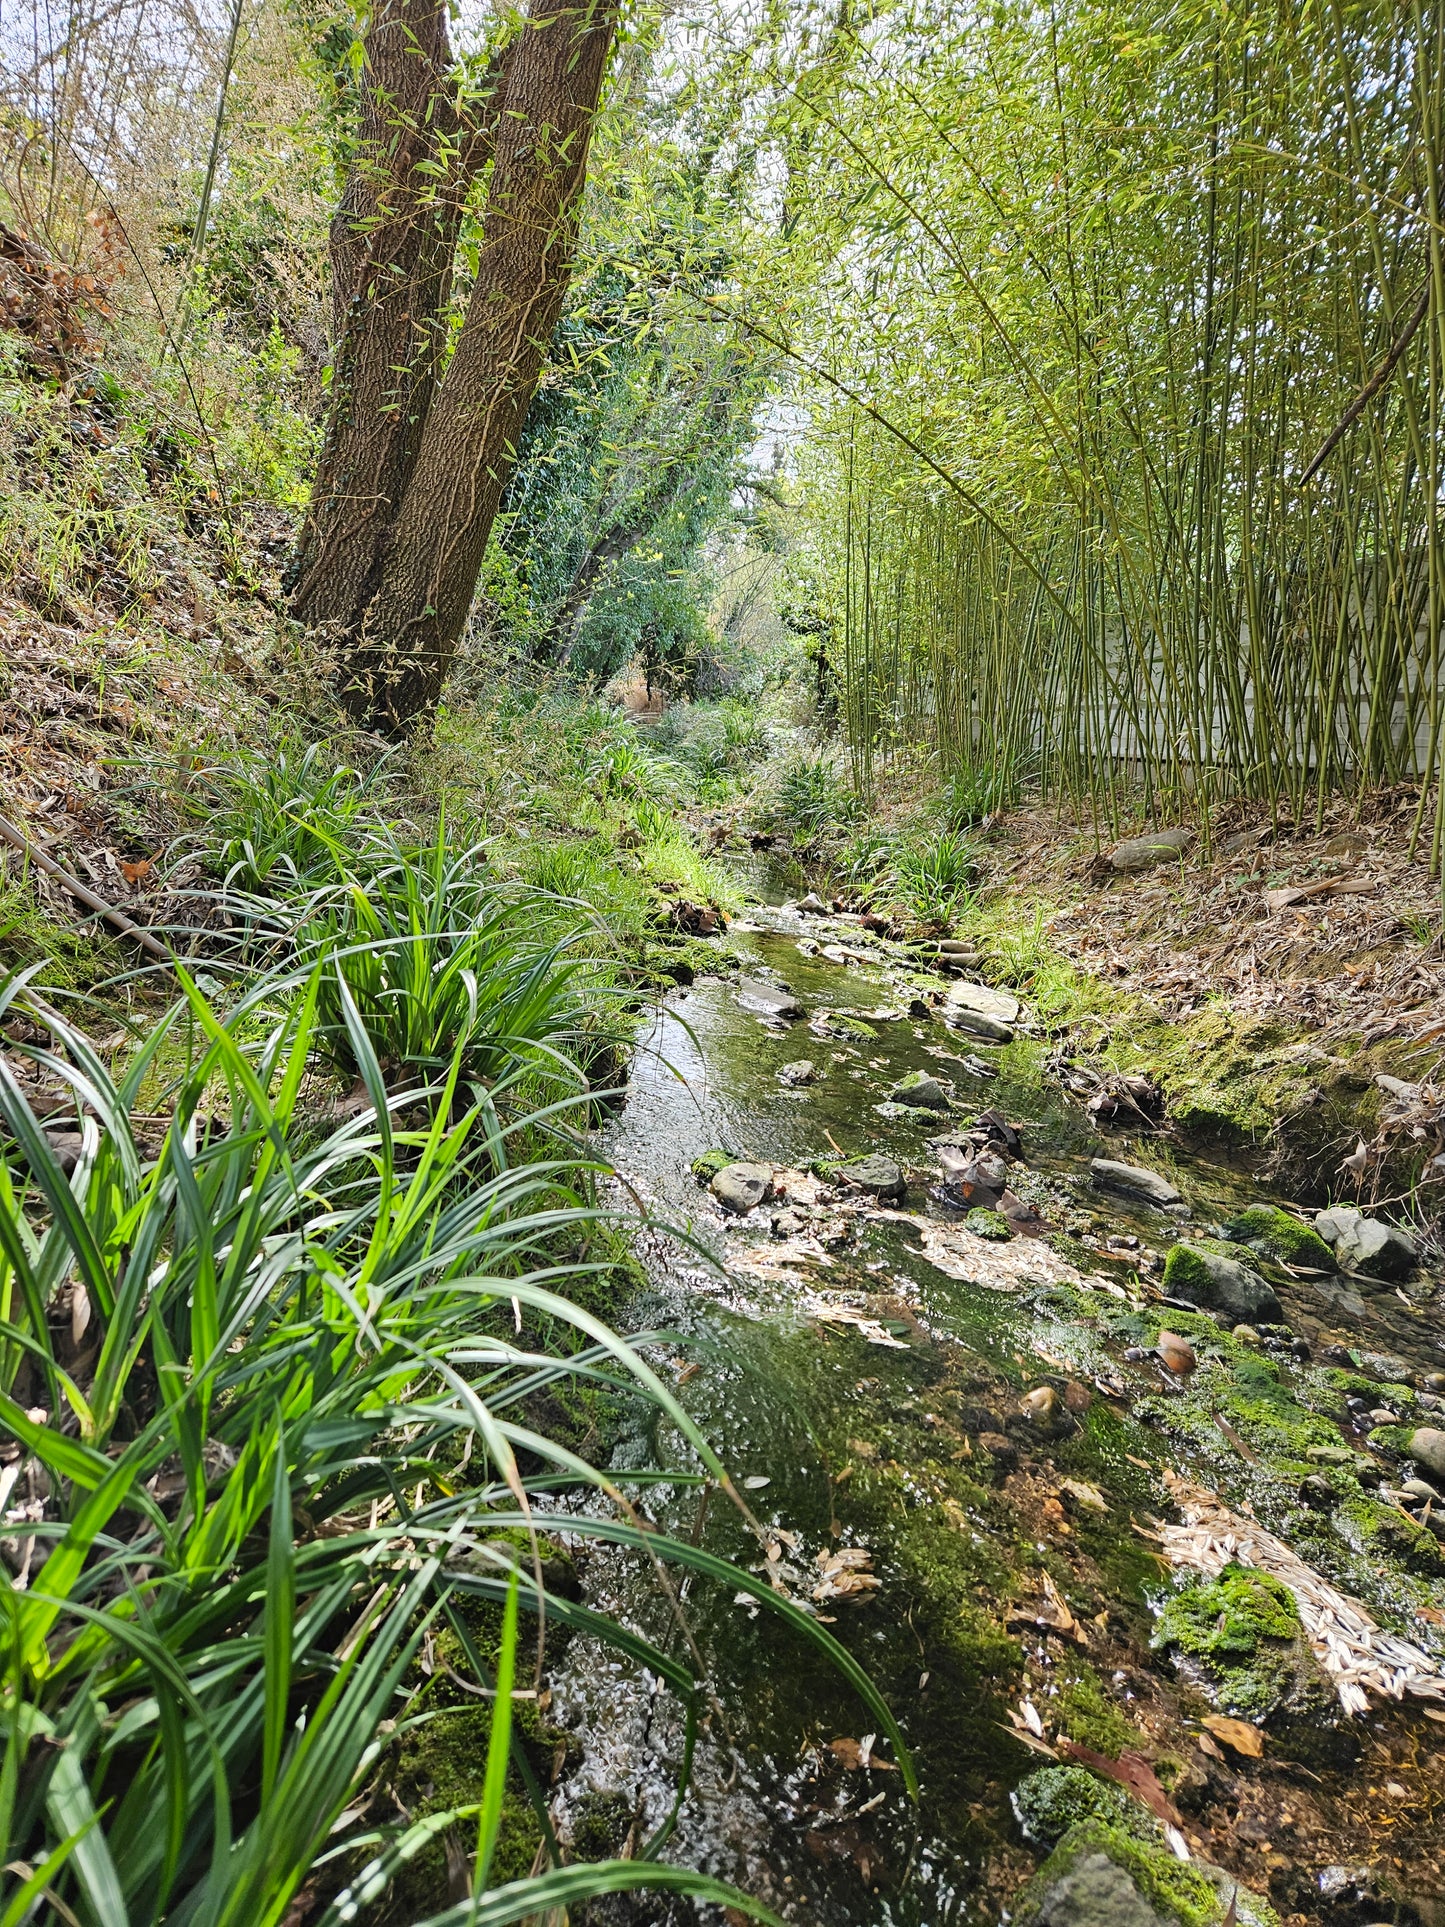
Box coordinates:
[0,928,901,1922]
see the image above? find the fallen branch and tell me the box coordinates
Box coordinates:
[0,814,173,964]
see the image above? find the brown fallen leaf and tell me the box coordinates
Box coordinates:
[119,856,152,884]
[1056,1740,1183,1828]
[1202,1715,1264,1758]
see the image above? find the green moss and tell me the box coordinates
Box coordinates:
[966,1206,1013,1241]
[1152,1565,1303,1721]
[1053,1664,1139,1758]
[1012,1765,1142,1845]
[1220,1205,1335,1270]
[1338,1492,1444,1574]
[1012,1817,1244,1927]
[690,1148,734,1182]
[828,1014,879,1040]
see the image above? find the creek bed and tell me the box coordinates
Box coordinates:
[540,900,1445,1924]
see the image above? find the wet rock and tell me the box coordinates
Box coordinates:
[945,979,1020,1023]
[821,1153,905,1201]
[1011,1840,1168,1927]
[778,1059,817,1086]
[1297,1473,1336,1510]
[710,1161,775,1213]
[1107,825,1193,872]
[1424,1371,1445,1395]
[965,1205,1012,1241]
[771,1207,808,1237]
[1231,1324,1262,1346]
[795,892,827,913]
[1221,1203,1336,1271]
[737,977,803,1020]
[1408,1427,1445,1483]
[944,1007,1014,1044]
[1161,1243,1283,1324]
[1061,1379,1093,1414]
[888,1070,952,1112]
[1337,1216,1417,1281]
[1089,1158,1181,1206]
[1315,1863,1392,1917]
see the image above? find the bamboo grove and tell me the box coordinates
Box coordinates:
[749,0,1445,848]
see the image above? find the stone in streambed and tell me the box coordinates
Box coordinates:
[819,1153,906,1201]
[1222,1203,1336,1270]
[710,1161,775,1213]
[1162,1243,1284,1324]
[1314,1206,1417,1281]
[945,980,1020,1023]
[1089,1158,1181,1206]
[737,976,803,1019]
[778,1059,817,1086]
[795,892,827,914]
[888,1070,952,1112]
[1409,1428,1445,1484]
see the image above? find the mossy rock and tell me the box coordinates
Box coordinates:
[1053,1665,1140,1757]
[827,1014,879,1040]
[1161,1243,1283,1324]
[1220,1204,1335,1271]
[1152,1563,1298,1698]
[1151,1564,1350,1761]
[1010,1816,1276,1927]
[1012,1765,1144,1846]
[690,1148,734,1182]
[966,1206,1013,1241]
[1339,1492,1444,1575]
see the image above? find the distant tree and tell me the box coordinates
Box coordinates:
[287,0,619,735]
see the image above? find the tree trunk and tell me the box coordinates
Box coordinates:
[287,0,508,635]
[307,0,619,735]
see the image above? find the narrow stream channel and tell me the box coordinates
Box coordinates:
[542,889,1445,1924]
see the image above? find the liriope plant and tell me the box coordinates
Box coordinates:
[0,955,912,1925]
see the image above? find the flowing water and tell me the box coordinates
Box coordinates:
[543,890,1445,1923]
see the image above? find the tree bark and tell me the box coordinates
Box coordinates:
[287,0,508,634]
[334,0,620,734]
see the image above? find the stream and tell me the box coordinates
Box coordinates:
[543,885,1445,1924]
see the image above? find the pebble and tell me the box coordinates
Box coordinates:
[1021,1385,1061,1424]
[1297,1474,1336,1510]
[1400,1477,1443,1505]
[777,1059,817,1086]
[796,893,827,914]
[1408,1427,1445,1483]
[1423,1372,1445,1396]
[1232,1324,1262,1346]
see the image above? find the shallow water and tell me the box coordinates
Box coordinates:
[545,902,1445,1922]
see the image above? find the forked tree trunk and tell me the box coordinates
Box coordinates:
[288,0,619,736]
